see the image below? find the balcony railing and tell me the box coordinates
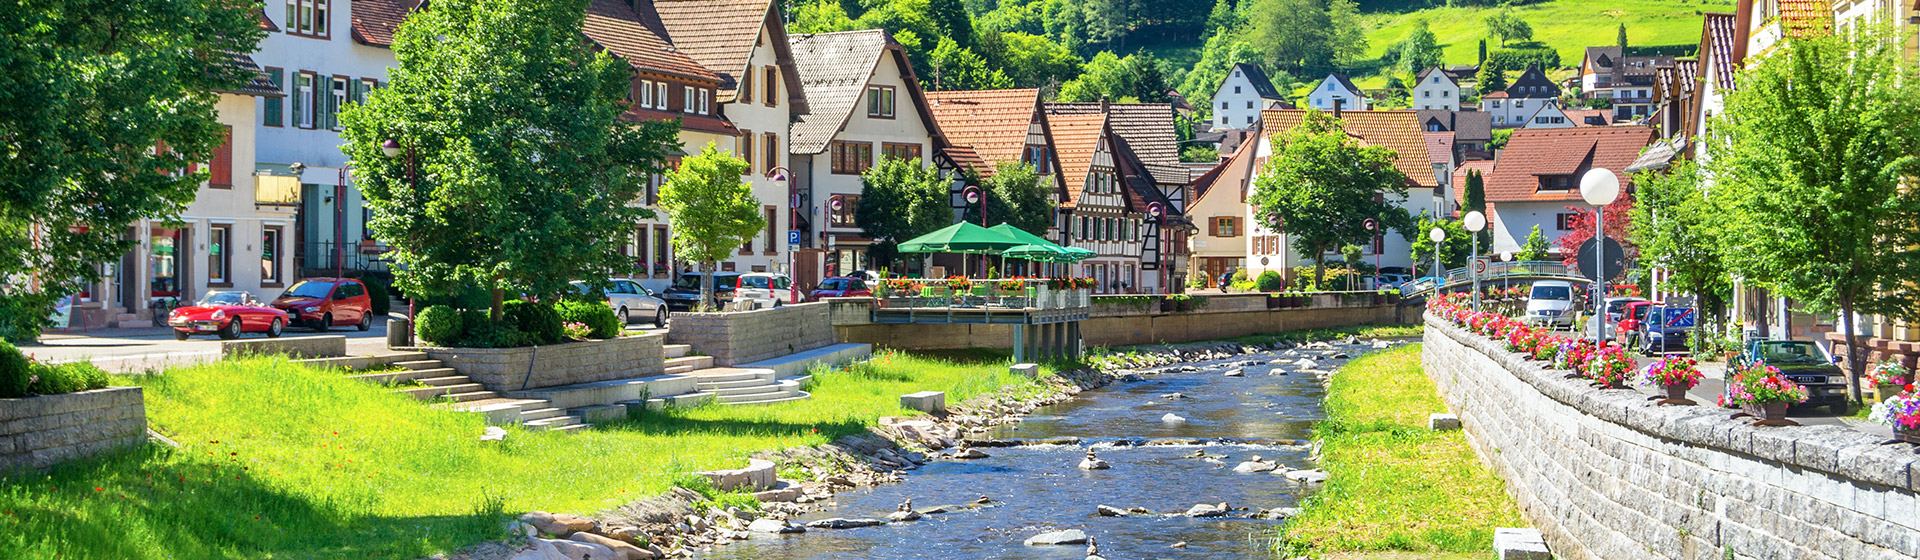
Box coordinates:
[869,278,1091,324]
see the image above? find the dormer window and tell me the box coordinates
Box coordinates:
[1539,175,1573,190]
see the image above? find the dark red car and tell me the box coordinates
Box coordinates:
[168,291,292,340]
[1616,300,1658,336]
[808,277,873,301]
[270,277,374,331]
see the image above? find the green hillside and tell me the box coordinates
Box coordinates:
[1361,0,1728,68]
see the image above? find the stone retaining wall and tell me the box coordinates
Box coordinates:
[832,296,1416,350]
[1423,316,1920,560]
[667,303,836,366]
[1,387,146,471]
[222,335,346,358]
[416,334,664,391]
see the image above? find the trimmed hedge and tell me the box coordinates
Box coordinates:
[0,341,29,398]
[414,305,464,345]
[1255,270,1285,293]
[360,277,392,317]
[502,300,562,345]
[1488,46,1561,72]
[555,300,620,339]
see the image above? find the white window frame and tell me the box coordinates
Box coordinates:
[329,77,348,130]
[683,86,694,114]
[295,72,315,128]
[698,89,710,115]
[655,82,669,110]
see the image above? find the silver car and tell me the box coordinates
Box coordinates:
[571,279,669,327]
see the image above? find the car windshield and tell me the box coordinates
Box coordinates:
[742,276,770,289]
[673,274,735,289]
[1758,342,1826,364]
[1531,286,1571,300]
[198,292,252,306]
[280,280,334,299]
[1632,305,1651,321]
[1608,300,1635,313]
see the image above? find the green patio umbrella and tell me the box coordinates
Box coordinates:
[1060,246,1096,261]
[897,222,1024,253]
[1001,243,1072,261]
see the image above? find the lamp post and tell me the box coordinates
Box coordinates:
[1147,202,1164,293]
[1364,218,1379,286]
[1580,168,1621,344]
[963,185,985,278]
[1428,227,1446,293]
[1464,210,1486,311]
[380,139,415,331]
[769,166,795,302]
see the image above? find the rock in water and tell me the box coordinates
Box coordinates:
[1095,504,1128,517]
[746,518,804,534]
[1232,456,1278,473]
[951,447,990,459]
[1223,368,1244,377]
[1170,541,1188,549]
[805,518,887,529]
[1024,529,1090,546]
[1285,469,1330,484]
[1160,413,1186,423]
[1160,392,1187,399]
[1184,502,1231,517]
[1078,449,1112,470]
[887,510,923,522]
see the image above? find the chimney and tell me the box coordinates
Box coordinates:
[1333,98,1344,119]
[1732,0,1754,67]
[1099,94,1111,114]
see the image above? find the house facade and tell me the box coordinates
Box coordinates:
[1480,65,1562,128]
[1481,126,1654,256]
[1306,74,1368,112]
[1411,68,1462,111]
[1045,112,1152,293]
[1212,63,1289,130]
[1579,47,1676,121]
[1045,101,1193,293]
[1186,132,1257,288]
[924,88,1068,275]
[1248,110,1443,283]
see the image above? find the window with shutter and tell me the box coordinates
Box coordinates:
[209,126,233,188]
[763,133,777,175]
[738,132,753,175]
[764,66,778,107]
[741,66,753,104]
[328,77,347,130]
[264,68,284,127]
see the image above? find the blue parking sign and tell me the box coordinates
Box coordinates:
[1663,307,1696,328]
[788,230,801,245]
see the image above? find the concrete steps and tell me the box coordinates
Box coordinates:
[325,353,601,432]
[687,368,806,406]
[664,344,693,359]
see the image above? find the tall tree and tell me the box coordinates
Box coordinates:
[1628,162,1730,351]
[1250,111,1414,283]
[998,32,1084,88]
[1617,23,1629,54]
[928,37,1014,90]
[1463,169,1486,213]
[964,161,1054,235]
[340,0,679,320]
[1475,60,1508,95]
[1478,38,1488,65]
[1250,0,1366,73]
[1392,20,1444,79]
[656,144,765,311]
[1204,0,1240,39]
[1409,212,1470,275]
[1518,225,1551,262]
[1705,26,1920,399]
[1483,8,1531,47]
[856,157,953,270]
[927,0,975,49]
[0,0,266,342]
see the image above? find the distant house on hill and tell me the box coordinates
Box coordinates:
[1411,68,1462,111]
[1211,63,1291,130]
[1306,73,1368,113]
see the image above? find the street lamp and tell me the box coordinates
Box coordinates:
[1428,226,1446,292]
[1464,210,1486,311]
[1580,168,1621,344]
[962,185,985,277]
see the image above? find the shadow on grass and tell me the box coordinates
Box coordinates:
[1,444,507,560]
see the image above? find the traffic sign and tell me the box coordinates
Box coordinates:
[1574,238,1627,281]
[1663,307,1696,329]
[1472,257,1489,275]
[788,230,802,245]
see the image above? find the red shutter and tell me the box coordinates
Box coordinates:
[210,126,234,187]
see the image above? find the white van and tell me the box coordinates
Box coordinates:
[734,273,793,307]
[1526,281,1577,328]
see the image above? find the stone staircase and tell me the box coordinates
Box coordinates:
[662,343,810,406]
[303,352,589,432]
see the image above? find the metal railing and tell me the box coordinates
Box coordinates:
[870,278,1091,324]
[1403,261,1581,296]
[299,240,394,275]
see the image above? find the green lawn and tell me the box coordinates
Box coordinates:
[0,350,1052,559]
[1275,343,1526,557]
[1362,0,1724,68]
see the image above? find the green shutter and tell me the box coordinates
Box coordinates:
[264,69,284,127]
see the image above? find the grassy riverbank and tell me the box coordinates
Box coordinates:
[1275,343,1525,559]
[0,350,1054,559]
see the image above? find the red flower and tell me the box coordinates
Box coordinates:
[94,487,102,492]
[1907,384,1916,393]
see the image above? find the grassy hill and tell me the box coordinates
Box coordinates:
[1362,0,1729,68]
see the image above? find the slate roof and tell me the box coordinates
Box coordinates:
[1415,67,1454,86]
[583,0,721,83]
[350,0,418,47]
[787,30,890,155]
[924,89,1039,170]
[1044,102,1182,173]
[1234,63,1285,99]
[220,51,284,97]
[1484,126,1654,203]
[1325,73,1363,95]
[1413,110,1492,142]
[1505,65,1561,99]
[1048,112,1108,208]
[1423,131,1454,168]
[1260,109,1435,188]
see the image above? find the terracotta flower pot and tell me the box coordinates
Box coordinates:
[1742,401,1796,426]
[1657,383,1696,406]
[1872,383,1906,404]
[1896,425,1920,445]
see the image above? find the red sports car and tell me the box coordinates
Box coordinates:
[168,291,291,340]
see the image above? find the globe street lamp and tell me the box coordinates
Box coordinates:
[963,185,985,277]
[1464,210,1487,311]
[1580,168,1621,343]
[1428,227,1446,292]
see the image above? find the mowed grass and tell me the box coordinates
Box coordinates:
[0,350,1052,560]
[1275,343,1525,557]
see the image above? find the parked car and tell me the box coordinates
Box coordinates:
[1635,303,1694,355]
[1525,281,1577,328]
[1604,296,1647,323]
[1728,339,1850,414]
[1375,273,1412,289]
[167,291,292,340]
[1615,300,1658,340]
[571,279,668,327]
[734,273,793,307]
[660,272,741,311]
[270,277,373,331]
[809,277,873,301]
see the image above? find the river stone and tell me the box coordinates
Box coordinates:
[1024,529,1090,546]
[952,448,990,459]
[747,519,804,534]
[1294,359,1318,368]
[1095,505,1129,517]
[1185,502,1231,517]
[1254,507,1301,520]
[547,538,616,560]
[805,518,887,529]
[1223,368,1245,377]
[1285,469,1330,484]
[569,532,653,560]
[1078,456,1112,470]
[507,538,567,560]
[1160,392,1187,399]
[1232,460,1278,473]
[520,511,597,536]
[888,510,923,522]
[1160,413,1187,423]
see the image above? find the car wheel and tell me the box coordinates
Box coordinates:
[318,313,333,332]
[173,329,190,341]
[356,315,370,331]
[618,307,630,325]
[654,307,667,328]
[267,318,284,338]
[219,318,241,340]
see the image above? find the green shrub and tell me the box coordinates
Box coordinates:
[0,341,30,398]
[1255,270,1285,292]
[25,361,109,395]
[502,300,562,345]
[1487,45,1560,71]
[0,295,54,344]
[1230,269,1248,283]
[457,321,531,348]
[360,277,392,316]
[555,300,620,339]
[415,305,464,345]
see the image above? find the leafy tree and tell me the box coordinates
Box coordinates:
[1487,128,1512,150]
[1250,111,1414,284]
[928,0,975,49]
[964,161,1055,236]
[980,0,1049,35]
[1178,34,1266,107]
[857,157,954,270]
[1617,23,1628,54]
[1462,169,1486,213]
[0,0,266,341]
[1478,38,1488,65]
[1391,20,1444,79]
[1628,162,1729,351]
[998,32,1084,87]
[1181,145,1220,163]
[1249,0,1366,73]
[657,144,765,311]
[1551,193,1634,270]
[1705,26,1920,399]
[1409,212,1470,275]
[1475,60,1508,95]
[1204,0,1241,39]
[928,37,1015,90]
[1081,0,1132,51]
[341,0,678,321]
[1518,225,1551,262]
[1058,52,1169,102]
[1484,7,1532,46]
[793,0,861,33]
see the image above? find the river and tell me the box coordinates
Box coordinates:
[702,340,1385,560]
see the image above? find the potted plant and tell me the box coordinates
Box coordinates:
[1867,361,1911,403]
[1868,388,1920,444]
[1587,344,1635,389]
[1530,335,1564,362]
[1717,360,1810,426]
[1642,356,1704,405]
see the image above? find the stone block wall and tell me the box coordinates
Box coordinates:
[1424,317,1920,560]
[833,299,1417,350]
[667,302,836,366]
[421,334,664,391]
[1,387,146,471]
[222,335,346,358]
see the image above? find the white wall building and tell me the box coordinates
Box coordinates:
[1411,68,1461,111]
[1211,63,1290,130]
[1306,74,1369,112]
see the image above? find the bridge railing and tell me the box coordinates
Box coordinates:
[1402,261,1578,296]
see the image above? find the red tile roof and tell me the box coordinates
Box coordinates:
[925,89,1039,171]
[1561,109,1612,126]
[1778,0,1833,38]
[651,0,769,86]
[1192,130,1259,204]
[621,107,739,136]
[1260,109,1436,188]
[583,0,721,83]
[350,0,418,47]
[1048,112,1107,209]
[1484,126,1654,203]
[1044,102,1181,171]
[1423,131,1454,168]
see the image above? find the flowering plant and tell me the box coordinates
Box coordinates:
[1717,360,1810,406]
[1868,391,1920,431]
[1555,339,1596,372]
[945,276,973,290]
[1505,327,1541,355]
[1868,361,1910,387]
[562,322,593,340]
[885,279,920,293]
[999,279,1025,291]
[1587,344,1635,387]
[1531,335,1565,361]
[1641,356,1704,389]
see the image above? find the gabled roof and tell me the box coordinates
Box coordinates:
[1192,126,1259,204]
[583,0,721,83]
[940,145,988,175]
[925,88,1039,169]
[1484,126,1654,203]
[1415,67,1455,86]
[788,30,942,155]
[1699,13,1739,92]
[1778,0,1834,38]
[1561,109,1612,127]
[1584,46,1621,72]
[1233,63,1285,99]
[1044,102,1182,173]
[1504,65,1560,99]
[1321,73,1363,95]
[1452,159,1497,214]
[1414,110,1492,142]
[1048,112,1108,209]
[220,51,285,97]
[650,0,807,109]
[1260,109,1435,188]
[1423,131,1454,168]
[350,0,419,47]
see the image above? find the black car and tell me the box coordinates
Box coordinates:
[660,272,741,311]
[1730,340,1851,414]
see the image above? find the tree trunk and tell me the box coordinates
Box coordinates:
[1841,296,1865,402]
[1312,251,1326,292]
[489,287,505,322]
[699,261,714,312]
